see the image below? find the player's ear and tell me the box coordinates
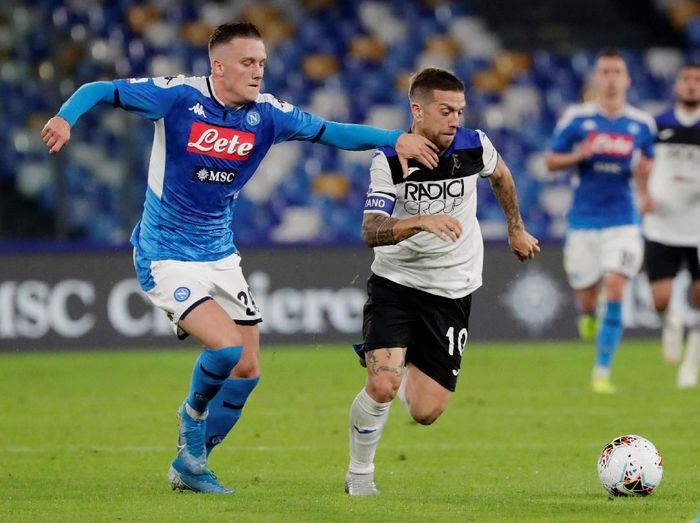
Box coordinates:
[211,58,224,77]
[411,102,423,122]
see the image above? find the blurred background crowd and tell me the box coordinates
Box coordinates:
[1,0,699,248]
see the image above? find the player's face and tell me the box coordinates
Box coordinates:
[211,37,267,105]
[674,66,700,108]
[593,56,630,99]
[413,90,465,152]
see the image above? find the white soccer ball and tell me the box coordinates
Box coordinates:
[597,434,663,496]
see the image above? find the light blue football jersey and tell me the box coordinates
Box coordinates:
[550,101,656,229]
[112,75,324,261]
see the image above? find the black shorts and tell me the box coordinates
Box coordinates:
[360,274,472,392]
[644,240,700,283]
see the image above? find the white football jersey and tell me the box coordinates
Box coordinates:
[643,107,700,246]
[363,128,498,298]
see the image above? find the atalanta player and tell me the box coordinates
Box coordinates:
[345,67,539,496]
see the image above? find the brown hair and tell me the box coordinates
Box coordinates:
[408,67,464,102]
[209,22,262,52]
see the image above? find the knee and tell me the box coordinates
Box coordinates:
[366,375,400,403]
[409,406,444,426]
[232,358,259,379]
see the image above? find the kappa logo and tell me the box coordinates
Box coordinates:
[193,166,237,184]
[407,167,421,176]
[188,103,206,118]
[186,122,255,160]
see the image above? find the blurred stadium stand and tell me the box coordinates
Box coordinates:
[1,0,699,247]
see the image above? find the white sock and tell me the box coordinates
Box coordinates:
[348,388,391,475]
[592,365,610,380]
[682,328,700,369]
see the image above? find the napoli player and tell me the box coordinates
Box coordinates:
[41,22,439,494]
[643,63,700,388]
[546,49,656,394]
[345,68,539,495]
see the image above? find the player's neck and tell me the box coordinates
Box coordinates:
[410,126,451,156]
[596,97,626,118]
[210,76,245,108]
[674,103,700,125]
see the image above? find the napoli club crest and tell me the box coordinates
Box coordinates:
[246,111,261,126]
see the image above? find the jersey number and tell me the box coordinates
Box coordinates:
[446,326,468,356]
[237,289,259,316]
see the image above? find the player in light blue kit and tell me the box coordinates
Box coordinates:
[546,49,655,394]
[41,22,439,494]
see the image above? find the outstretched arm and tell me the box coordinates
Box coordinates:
[42,81,116,155]
[488,157,540,261]
[318,121,439,176]
[361,213,462,247]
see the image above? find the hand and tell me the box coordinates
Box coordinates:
[508,229,540,261]
[418,215,463,242]
[41,116,71,155]
[395,133,439,178]
[576,137,594,161]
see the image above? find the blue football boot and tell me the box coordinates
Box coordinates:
[168,457,234,494]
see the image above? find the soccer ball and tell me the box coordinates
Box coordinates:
[597,435,663,496]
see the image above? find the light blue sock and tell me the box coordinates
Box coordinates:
[187,346,243,414]
[206,376,260,454]
[595,301,623,368]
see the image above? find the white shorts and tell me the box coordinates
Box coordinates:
[563,225,643,290]
[134,251,261,338]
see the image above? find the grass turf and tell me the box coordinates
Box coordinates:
[0,340,698,522]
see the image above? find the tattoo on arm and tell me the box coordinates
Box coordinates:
[489,167,524,233]
[362,213,420,247]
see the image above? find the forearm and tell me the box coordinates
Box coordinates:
[362,214,423,247]
[317,121,403,151]
[633,156,653,198]
[545,151,582,171]
[489,173,524,234]
[57,81,116,126]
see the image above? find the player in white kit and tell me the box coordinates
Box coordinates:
[643,63,700,388]
[344,68,540,496]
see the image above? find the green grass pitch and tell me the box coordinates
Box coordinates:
[1,340,698,522]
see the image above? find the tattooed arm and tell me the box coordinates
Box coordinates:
[361,213,463,247]
[488,157,540,261]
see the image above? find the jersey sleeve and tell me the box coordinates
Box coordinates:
[549,107,579,153]
[112,75,185,121]
[257,94,325,144]
[478,130,499,177]
[363,150,396,216]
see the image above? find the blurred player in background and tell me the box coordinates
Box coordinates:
[643,63,700,388]
[345,68,540,496]
[41,22,439,494]
[545,49,656,394]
